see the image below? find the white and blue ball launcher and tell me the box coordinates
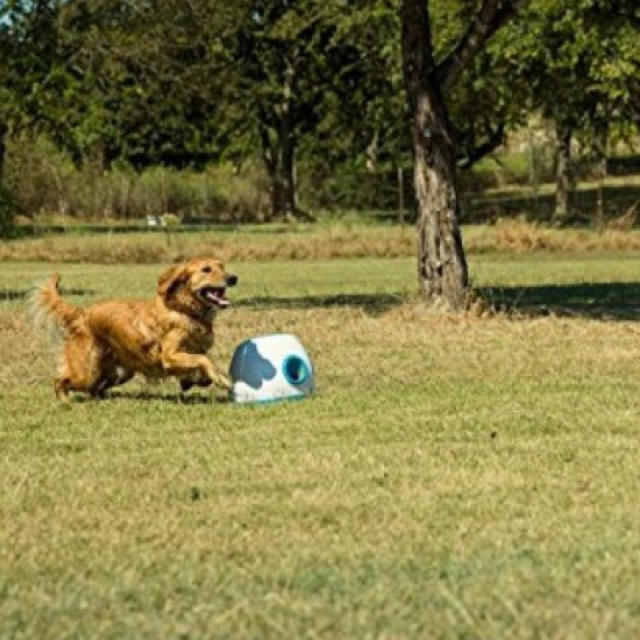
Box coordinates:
[229,334,315,404]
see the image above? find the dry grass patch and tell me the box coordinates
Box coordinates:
[467,217,640,253]
[7,220,640,265]
[0,224,417,264]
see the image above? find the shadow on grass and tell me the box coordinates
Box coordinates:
[237,292,406,315]
[273,284,640,321]
[481,281,640,320]
[0,287,95,302]
[74,390,229,404]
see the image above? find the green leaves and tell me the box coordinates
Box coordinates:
[491,0,640,140]
[1,0,639,200]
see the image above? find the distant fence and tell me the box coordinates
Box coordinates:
[12,223,223,238]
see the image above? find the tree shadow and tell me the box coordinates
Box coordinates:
[237,292,406,315]
[480,282,640,321]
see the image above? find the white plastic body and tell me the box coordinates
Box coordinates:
[229,333,315,404]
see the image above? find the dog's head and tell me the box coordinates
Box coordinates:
[158,258,238,316]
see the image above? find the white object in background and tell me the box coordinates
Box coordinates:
[229,334,315,404]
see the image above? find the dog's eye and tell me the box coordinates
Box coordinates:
[201,266,212,273]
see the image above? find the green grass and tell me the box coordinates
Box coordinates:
[3,253,640,638]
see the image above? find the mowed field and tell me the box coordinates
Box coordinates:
[3,246,640,638]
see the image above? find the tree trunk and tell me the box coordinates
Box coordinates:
[594,121,608,229]
[261,124,300,221]
[401,0,468,310]
[553,120,573,224]
[0,122,7,185]
[528,128,539,212]
[257,52,313,222]
[397,166,405,225]
[280,120,299,217]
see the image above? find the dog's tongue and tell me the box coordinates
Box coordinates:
[205,288,229,307]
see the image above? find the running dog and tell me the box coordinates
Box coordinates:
[33,258,237,400]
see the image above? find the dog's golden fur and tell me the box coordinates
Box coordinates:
[34,258,237,400]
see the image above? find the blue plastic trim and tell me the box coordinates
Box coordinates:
[282,355,310,386]
[231,393,308,406]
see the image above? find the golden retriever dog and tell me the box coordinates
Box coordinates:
[34,258,237,400]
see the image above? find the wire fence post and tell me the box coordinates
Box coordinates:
[397,166,405,226]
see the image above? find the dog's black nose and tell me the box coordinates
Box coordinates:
[226,274,238,287]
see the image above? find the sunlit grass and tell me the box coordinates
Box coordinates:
[2,254,640,638]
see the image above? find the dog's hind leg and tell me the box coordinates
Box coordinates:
[86,348,135,398]
[91,365,134,398]
[54,376,71,401]
[54,334,109,400]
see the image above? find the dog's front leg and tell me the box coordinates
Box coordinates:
[161,349,231,391]
[210,366,232,391]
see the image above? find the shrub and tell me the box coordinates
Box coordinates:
[3,138,271,222]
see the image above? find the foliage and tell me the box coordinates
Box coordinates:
[1,0,640,223]
[493,0,640,145]
[2,137,270,221]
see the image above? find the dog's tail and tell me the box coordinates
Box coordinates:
[30,274,83,335]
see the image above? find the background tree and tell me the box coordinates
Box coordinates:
[494,0,640,223]
[400,0,530,309]
[1,1,58,179]
[209,0,397,221]
[40,0,226,169]
[3,0,640,242]
[318,0,529,218]
[0,0,64,234]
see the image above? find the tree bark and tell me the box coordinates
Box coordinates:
[594,121,608,229]
[260,123,300,221]
[258,55,308,222]
[553,120,573,224]
[0,122,7,185]
[401,0,468,310]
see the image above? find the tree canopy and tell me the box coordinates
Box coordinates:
[1,0,640,253]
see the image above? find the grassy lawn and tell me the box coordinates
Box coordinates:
[2,252,640,638]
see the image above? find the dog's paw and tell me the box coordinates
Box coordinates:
[180,379,194,393]
[180,373,213,392]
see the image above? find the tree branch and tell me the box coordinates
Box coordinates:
[437,0,531,92]
[457,122,505,169]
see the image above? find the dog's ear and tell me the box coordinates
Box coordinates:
[158,264,189,299]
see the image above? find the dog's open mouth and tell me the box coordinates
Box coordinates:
[198,286,229,308]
